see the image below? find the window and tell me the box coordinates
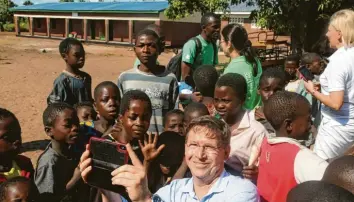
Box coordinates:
[229,17,244,25]
[251,19,261,29]
[51,19,56,29]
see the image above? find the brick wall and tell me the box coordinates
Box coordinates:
[161,21,201,47]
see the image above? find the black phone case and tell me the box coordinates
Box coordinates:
[298,66,314,81]
[87,137,129,194]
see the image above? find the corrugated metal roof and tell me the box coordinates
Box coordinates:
[229,2,258,12]
[11,1,169,13]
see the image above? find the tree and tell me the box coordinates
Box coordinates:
[165,0,229,19]
[165,0,354,53]
[239,0,354,53]
[23,0,33,5]
[0,0,17,30]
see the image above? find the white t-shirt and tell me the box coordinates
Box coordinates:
[320,46,354,123]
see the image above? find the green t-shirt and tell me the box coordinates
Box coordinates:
[182,35,218,70]
[223,56,262,110]
[133,58,160,69]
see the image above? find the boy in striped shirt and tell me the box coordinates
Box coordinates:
[118,29,178,134]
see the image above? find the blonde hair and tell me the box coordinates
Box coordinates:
[329,9,354,46]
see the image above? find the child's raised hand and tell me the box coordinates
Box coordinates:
[139,133,165,163]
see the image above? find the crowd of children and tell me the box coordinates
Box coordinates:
[1,16,354,202]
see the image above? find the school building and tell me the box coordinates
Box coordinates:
[11,1,267,47]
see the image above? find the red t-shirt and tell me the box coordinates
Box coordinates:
[257,138,299,202]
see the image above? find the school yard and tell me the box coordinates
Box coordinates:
[0,32,178,165]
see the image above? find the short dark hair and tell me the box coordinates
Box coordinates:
[157,131,185,166]
[0,177,33,201]
[260,67,287,87]
[74,101,94,110]
[201,12,220,27]
[186,115,230,147]
[135,29,160,47]
[301,52,321,65]
[184,102,209,119]
[119,90,152,116]
[285,54,300,66]
[193,65,219,97]
[59,38,84,56]
[264,91,309,130]
[216,73,247,102]
[0,108,21,141]
[94,81,121,101]
[43,102,74,127]
[163,109,184,126]
[322,155,354,194]
[287,181,354,202]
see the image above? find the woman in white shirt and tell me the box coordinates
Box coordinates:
[304,9,354,160]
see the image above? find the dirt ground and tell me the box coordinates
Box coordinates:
[0,32,182,165]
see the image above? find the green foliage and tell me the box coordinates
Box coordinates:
[3,22,14,31]
[23,0,33,6]
[0,0,17,27]
[2,22,28,32]
[165,0,229,20]
[19,21,28,31]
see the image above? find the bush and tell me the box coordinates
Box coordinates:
[1,22,29,32]
[19,22,28,32]
[3,23,15,32]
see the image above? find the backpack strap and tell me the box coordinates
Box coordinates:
[192,37,202,63]
[212,42,217,65]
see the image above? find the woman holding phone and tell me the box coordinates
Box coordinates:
[304,9,354,160]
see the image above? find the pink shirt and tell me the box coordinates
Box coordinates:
[225,110,268,172]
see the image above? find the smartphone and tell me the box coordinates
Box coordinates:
[87,137,129,194]
[298,65,314,81]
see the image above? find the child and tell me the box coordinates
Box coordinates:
[255,67,287,133]
[214,73,268,176]
[47,38,93,106]
[287,181,354,202]
[184,102,209,127]
[322,155,354,194]
[148,131,185,193]
[93,81,121,137]
[297,52,323,128]
[74,101,97,122]
[284,54,301,92]
[106,89,152,145]
[117,29,179,135]
[163,109,184,136]
[193,64,219,115]
[35,103,82,201]
[98,90,154,201]
[0,108,34,183]
[133,24,164,68]
[75,81,121,159]
[0,176,38,202]
[257,91,328,202]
